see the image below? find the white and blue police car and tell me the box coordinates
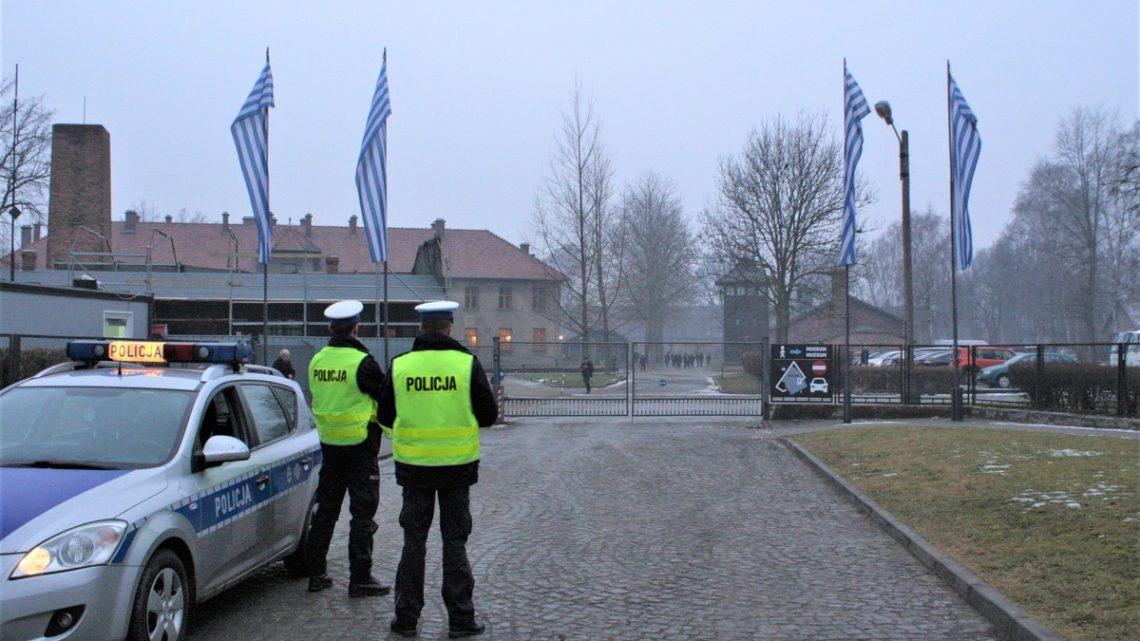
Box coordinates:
[0,340,322,641]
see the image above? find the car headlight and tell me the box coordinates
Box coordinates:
[11,521,127,579]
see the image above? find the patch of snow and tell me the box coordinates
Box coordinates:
[1048,449,1104,458]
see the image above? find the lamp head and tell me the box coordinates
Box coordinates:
[874,101,893,125]
[9,205,20,220]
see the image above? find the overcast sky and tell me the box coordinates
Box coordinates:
[2,1,1137,255]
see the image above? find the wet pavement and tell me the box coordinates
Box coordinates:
[187,417,1001,641]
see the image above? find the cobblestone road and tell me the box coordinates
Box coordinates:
[187,418,998,640]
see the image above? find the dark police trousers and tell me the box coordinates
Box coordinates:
[306,441,380,582]
[394,486,475,624]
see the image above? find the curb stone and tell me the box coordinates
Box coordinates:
[779,436,1064,641]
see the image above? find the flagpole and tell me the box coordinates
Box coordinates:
[841,59,852,424]
[381,49,390,364]
[383,261,390,364]
[947,60,963,421]
[262,48,271,364]
[843,265,852,423]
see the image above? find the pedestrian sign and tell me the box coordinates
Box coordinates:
[771,344,834,400]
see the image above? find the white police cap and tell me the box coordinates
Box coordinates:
[414,300,459,320]
[324,299,364,326]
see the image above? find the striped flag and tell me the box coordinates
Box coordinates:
[839,64,871,266]
[356,51,392,263]
[231,57,275,264]
[948,72,981,271]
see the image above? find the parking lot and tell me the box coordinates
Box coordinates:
[186,417,998,640]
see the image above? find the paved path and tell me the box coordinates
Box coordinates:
[187,418,998,640]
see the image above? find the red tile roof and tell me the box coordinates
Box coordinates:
[16,219,563,282]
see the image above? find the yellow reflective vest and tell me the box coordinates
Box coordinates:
[390,350,479,466]
[309,346,375,445]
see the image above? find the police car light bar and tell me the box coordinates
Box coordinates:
[66,340,253,365]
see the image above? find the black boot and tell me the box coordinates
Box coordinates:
[307,574,333,592]
[348,575,391,597]
[447,619,485,639]
[389,617,418,637]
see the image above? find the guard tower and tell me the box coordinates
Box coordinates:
[716,260,769,363]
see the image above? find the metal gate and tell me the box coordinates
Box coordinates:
[630,341,766,416]
[494,340,767,418]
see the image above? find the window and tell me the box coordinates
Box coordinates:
[465,328,478,346]
[498,286,512,310]
[103,311,133,338]
[532,327,546,351]
[241,384,293,445]
[465,285,479,310]
[197,388,249,451]
[499,328,512,351]
[532,287,547,311]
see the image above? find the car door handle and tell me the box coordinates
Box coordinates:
[255,474,270,490]
[300,455,313,470]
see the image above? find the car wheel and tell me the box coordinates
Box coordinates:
[282,498,317,578]
[128,549,190,641]
[997,374,1011,389]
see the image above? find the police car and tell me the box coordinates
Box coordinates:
[0,340,321,641]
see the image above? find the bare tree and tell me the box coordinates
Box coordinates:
[1,77,53,251]
[997,108,1139,342]
[619,172,698,344]
[699,113,868,342]
[530,84,617,347]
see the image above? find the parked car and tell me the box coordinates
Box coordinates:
[0,340,321,641]
[958,346,1017,374]
[976,351,1078,388]
[868,350,903,366]
[914,349,954,366]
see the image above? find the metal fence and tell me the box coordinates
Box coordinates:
[2,335,1135,419]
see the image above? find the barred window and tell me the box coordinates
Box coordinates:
[498,286,512,310]
[465,286,479,310]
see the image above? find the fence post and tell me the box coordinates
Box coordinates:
[492,336,501,385]
[3,334,21,387]
[761,337,771,420]
[1034,344,1045,410]
[1118,343,1127,418]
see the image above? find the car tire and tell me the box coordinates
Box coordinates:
[128,549,190,641]
[282,498,317,578]
[997,374,1011,389]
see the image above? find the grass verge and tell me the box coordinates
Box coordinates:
[792,425,1138,641]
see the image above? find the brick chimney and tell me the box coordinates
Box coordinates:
[302,213,313,236]
[164,214,173,223]
[124,210,139,233]
[46,125,112,268]
[432,218,446,239]
[34,223,42,241]
[21,250,36,272]
[222,211,230,231]
[349,215,358,236]
[519,242,530,256]
[20,225,32,247]
[326,256,339,273]
[243,216,255,225]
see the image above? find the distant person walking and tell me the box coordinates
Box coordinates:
[580,357,594,394]
[379,301,498,639]
[272,348,295,379]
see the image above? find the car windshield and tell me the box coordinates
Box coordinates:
[0,386,194,469]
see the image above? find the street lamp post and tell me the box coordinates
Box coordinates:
[874,101,914,350]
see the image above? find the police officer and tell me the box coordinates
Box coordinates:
[305,300,389,597]
[379,301,498,639]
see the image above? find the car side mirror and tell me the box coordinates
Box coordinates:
[193,435,251,471]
